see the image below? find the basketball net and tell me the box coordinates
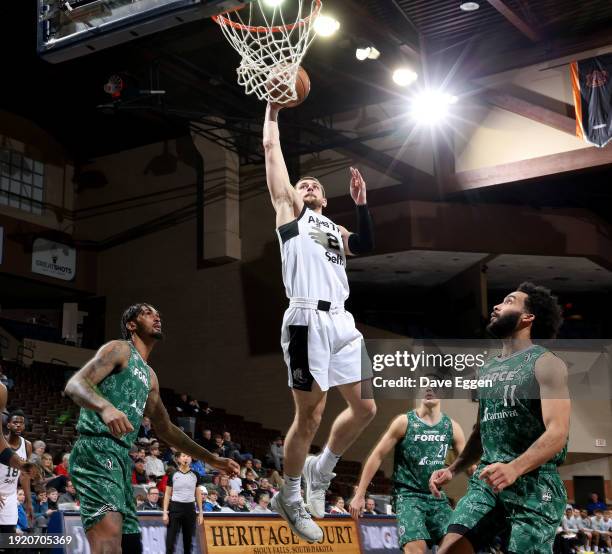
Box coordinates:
[213,0,321,104]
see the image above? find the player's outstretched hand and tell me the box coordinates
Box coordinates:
[349,167,367,205]
[211,456,241,477]
[349,495,365,519]
[478,462,518,493]
[429,468,454,498]
[101,406,134,438]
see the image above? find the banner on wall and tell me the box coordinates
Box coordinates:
[200,514,361,554]
[358,516,401,553]
[31,238,76,281]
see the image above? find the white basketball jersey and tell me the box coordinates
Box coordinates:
[0,437,26,525]
[277,206,349,304]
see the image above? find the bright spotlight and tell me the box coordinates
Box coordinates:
[263,0,285,6]
[314,14,340,37]
[392,68,418,87]
[356,46,381,61]
[410,90,457,125]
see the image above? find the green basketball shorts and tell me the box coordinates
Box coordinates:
[69,436,140,534]
[447,464,566,554]
[394,490,453,547]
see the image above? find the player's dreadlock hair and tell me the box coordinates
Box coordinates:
[517,282,563,339]
[120,303,153,340]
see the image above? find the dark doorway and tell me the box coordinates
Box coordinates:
[574,475,605,508]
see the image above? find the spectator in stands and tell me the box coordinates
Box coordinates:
[213,435,228,457]
[363,498,380,515]
[229,471,242,493]
[215,475,231,506]
[268,436,284,471]
[329,496,349,514]
[140,487,161,511]
[16,488,29,535]
[38,453,55,483]
[132,458,151,486]
[576,508,594,551]
[129,445,140,465]
[266,468,284,490]
[190,458,207,479]
[240,459,257,479]
[47,488,59,511]
[225,490,241,511]
[58,480,78,507]
[138,416,155,442]
[162,446,178,467]
[591,509,611,551]
[587,492,607,515]
[176,393,201,416]
[158,466,175,496]
[54,453,70,477]
[252,458,263,477]
[236,495,251,513]
[145,443,165,480]
[204,490,222,512]
[199,428,216,452]
[252,493,272,514]
[223,431,251,462]
[136,447,147,461]
[33,488,56,533]
[257,478,277,499]
[242,469,258,490]
[135,494,147,510]
[29,440,46,465]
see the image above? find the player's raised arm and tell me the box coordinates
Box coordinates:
[144,370,240,476]
[263,103,303,227]
[340,167,374,256]
[349,415,407,518]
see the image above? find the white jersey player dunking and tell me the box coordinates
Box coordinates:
[264,102,377,542]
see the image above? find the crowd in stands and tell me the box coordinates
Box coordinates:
[554,494,612,553]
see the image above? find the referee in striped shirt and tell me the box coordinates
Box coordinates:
[163,452,204,554]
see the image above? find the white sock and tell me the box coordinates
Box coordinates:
[315,446,340,476]
[282,474,302,503]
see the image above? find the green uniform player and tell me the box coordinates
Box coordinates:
[351,393,467,554]
[65,303,240,554]
[431,283,570,554]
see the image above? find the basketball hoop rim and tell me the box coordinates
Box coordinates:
[212,0,322,33]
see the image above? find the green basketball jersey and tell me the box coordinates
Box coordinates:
[76,341,151,449]
[478,344,567,467]
[392,410,454,494]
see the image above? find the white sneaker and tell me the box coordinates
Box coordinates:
[271,492,323,543]
[303,455,335,519]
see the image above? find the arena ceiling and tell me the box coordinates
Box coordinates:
[3,1,612,219]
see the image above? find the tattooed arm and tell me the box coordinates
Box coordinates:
[145,370,240,476]
[64,340,134,438]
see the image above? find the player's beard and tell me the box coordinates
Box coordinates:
[303,195,324,210]
[152,330,164,340]
[486,311,521,339]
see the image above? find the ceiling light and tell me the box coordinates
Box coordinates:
[263,0,285,6]
[392,67,418,87]
[356,46,380,61]
[313,14,340,37]
[410,90,457,125]
[460,2,480,11]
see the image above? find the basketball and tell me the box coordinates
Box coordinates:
[267,66,311,108]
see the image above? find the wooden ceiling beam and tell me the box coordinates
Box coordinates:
[485,0,542,42]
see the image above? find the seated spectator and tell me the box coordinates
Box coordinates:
[58,480,78,508]
[198,428,216,452]
[145,443,165,480]
[37,453,56,485]
[54,453,70,477]
[252,493,272,514]
[240,459,258,479]
[29,440,46,465]
[242,469,258,491]
[577,508,594,551]
[16,488,29,535]
[204,490,222,512]
[33,488,56,533]
[256,478,277,499]
[215,475,232,506]
[162,446,177,467]
[252,459,263,478]
[363,498,380,515]
[268,437,284,472]
[136,447,147,461]
[586,492,607,515]
[229,472,242,493]
[138,416,154,442]
[132,458,151,485]
[47,488,59,511]
[223,432,252,462]
[135,494,147,510]
[225,490,242,512]
[329,496,349,514]
[235,495,251,513]
[191,458,207,479]
[140,487,161,511]
[213,435,228,458]
[176,393,200,416]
